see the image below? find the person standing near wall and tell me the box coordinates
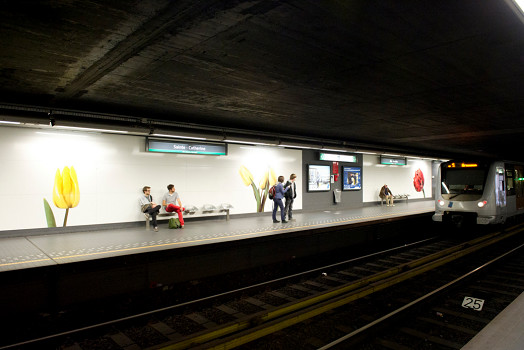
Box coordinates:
[380,184,395,206]
[162,184,185,228]
[139,186,161,231]
[273,175,290,223]
[284,173,297,221]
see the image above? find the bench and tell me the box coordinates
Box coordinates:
[380,194,409,206]
[144,203,233,230]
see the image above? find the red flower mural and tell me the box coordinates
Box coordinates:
[413,168,425,197]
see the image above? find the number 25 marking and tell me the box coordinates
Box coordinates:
[462,296,485,311]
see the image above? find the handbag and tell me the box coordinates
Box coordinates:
[141,203,152,212]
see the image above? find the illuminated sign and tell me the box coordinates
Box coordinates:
[380,156,407,165]
[447,163,478,168]
[146,138,227,155]
[319,153,357,162]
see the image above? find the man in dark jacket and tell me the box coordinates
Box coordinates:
[284,173,297,221]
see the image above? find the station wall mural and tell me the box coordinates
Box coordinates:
[0,127,301,231]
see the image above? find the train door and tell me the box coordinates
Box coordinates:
[515,165,524,210]
[495,166,506,209]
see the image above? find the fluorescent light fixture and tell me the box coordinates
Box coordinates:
[382,153,403,157]
[321,148,348,152]
[0,120,21,125]
[357,151,378,155]
[54,125,128,134]
[152,133,207,140]
[36,131,87,137]
[224,139,271,146]
[278,144,312,149]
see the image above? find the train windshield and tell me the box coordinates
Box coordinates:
[440,164,488,201]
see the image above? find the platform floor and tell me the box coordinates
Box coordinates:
[0,200,435,273]
[462,291,524,350]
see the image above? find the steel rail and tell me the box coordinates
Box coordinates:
[163,225,524,350]
[0,237,436,350]
[319,239,524,349]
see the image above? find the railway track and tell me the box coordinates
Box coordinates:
[3,224,523,350]
[237,225,524,349]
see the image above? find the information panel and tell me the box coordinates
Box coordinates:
[380,156,407,165]
[146,138,227,155]
[319,152,357,163]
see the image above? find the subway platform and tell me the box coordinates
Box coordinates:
[0,200,435,273]
[1,200,435,314]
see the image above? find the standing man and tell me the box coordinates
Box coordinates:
[139,186,161,231]
[380,184,395,206]
[284,173,297,221]
[162,184,185,228]
[273,175,290,224]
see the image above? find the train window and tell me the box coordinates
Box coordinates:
[441,167,487,201]
[513,165,524,199]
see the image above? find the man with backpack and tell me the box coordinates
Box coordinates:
[272,175,290,224]
[284,173,297,221]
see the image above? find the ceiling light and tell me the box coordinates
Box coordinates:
[0,120,21,125]
[321,148,348,152]
[152,133,207,140]
[54,125,128,134]
[278,144,312,149]
[224,139,271,146]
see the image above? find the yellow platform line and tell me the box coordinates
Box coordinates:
[0,208,431,268]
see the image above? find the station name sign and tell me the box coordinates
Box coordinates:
[319,152,357,163]
[380,156,407,165]
[146,138,227,155]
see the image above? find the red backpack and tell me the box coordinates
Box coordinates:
[268,185,276,199]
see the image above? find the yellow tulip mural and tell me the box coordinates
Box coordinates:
[44,166,80,227]
[239,165,276,212]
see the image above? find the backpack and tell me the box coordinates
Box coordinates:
[169,217,181,229]
[268,185,276,199]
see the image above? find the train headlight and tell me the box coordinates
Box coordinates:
[438,200,445,206]
[477,200,487,208]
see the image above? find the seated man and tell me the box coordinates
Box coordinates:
[380,184,394,206]
[139,186,161,231]
[162,184,185,228]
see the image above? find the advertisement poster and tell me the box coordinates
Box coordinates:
[343,167,362,190]
[308,164,331,191]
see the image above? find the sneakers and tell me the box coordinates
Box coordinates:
[154,226,158,232]
[273,220,280,223]
[282,220,288,223]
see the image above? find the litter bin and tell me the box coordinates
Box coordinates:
[333,189,341,203]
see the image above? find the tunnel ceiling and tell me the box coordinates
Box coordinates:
[0,0,523,160]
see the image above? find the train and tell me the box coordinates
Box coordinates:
[433,160,524,225]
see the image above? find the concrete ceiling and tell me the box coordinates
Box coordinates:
[0,0,523,160]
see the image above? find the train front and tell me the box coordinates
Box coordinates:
[433,160,506,225]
